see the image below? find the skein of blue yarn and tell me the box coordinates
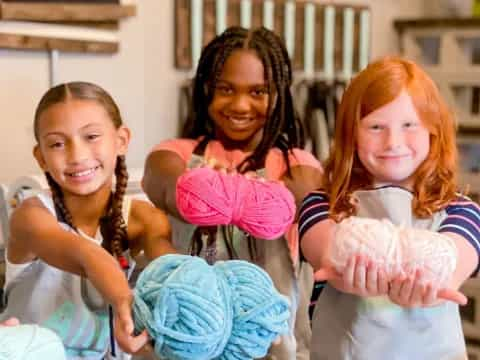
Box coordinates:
[213,261,290,359]
[0,324,66,360]
[132,254,290,360]
[133,255,232,360]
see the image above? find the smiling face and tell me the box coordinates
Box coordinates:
[356,91,430,189]
[207,49,270,151]
[34,99,130,197]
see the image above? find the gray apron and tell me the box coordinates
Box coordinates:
[311,186,467,360]
[169,153,312,359]
[1,193,135,360]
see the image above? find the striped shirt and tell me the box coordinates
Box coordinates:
[299,190,480,317]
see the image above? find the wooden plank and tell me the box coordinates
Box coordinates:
[394,18,480,33]
[174,0,191,69]
[55,21,119,30]
[0,33,118,52]
[0,2,136,22]
[2,0,119,3]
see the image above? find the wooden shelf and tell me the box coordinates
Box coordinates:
[0,1,136,22]
[394,17,480,33]
[0,33,118,53]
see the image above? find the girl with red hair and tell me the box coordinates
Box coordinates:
[299,56,480,359]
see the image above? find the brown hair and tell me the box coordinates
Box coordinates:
[34,82,129,261]
[323,56,458,220]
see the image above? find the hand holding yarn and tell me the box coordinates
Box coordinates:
[314,217,466,304]
[132,254,290,360]
[176,167,296,239]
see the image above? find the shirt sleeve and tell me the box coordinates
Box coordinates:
[438,195,480,276]
[265,148,322,181]
[298,190,331,240]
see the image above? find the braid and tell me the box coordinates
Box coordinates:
[45,172,75,229]
[108,155,129,259]
[183,26,304,175]
[184,26,305,261]
[34,82,130,268]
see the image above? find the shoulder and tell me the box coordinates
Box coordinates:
[129,199,171,237]
[444,194,480,215]
[265,147,322,180]
[149,138,199,162]
[298,190,330,238]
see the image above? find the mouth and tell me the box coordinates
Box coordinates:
[378,154,410,160]
[226,115,254,129]
[66,165,101,178]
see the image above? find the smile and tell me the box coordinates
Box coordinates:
[66,165,100,178]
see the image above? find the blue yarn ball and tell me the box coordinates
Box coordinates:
[0,324,66,359]
[132,255,290,360]
[214,261,290,359]
[133,255,232,360]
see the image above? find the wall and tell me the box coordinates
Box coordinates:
[0,0,426,186]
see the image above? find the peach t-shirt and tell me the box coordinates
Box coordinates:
[148,138,322,262]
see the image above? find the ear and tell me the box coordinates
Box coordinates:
[33,145,48,172]
[116,125,131,156]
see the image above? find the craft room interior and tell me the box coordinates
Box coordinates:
[0,0,479,359]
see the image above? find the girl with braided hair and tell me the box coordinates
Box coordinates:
[1,82,175,359]
[143,26,323,359]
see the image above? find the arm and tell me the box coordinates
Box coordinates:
[9,197,149,353]
[9,197,132,308]
[281,165,324,208]
[143,150,187,219]
[129,199,177,261]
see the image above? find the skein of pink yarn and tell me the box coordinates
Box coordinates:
[176,167,296,239]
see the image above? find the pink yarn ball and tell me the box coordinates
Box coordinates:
[176,167,296,239]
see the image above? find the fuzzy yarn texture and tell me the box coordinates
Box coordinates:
[331,216,458,286]
[176,167,295,239]
[132,254,290,360]
[0,324,66,359]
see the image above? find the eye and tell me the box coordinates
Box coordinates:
[86,134,101,141]
[368,124,383,131]
[403,121,417,128]
[216,85,233,95]
[48,141,64,149]
[251,87,268,97]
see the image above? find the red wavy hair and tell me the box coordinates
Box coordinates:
[323,56,458,220]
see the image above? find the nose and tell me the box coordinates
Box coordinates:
[67,140,89,164]
[385,128,404,150]
[229,93,251,114]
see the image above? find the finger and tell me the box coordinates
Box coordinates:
[314,267,337,281]
[1,318,20,327]
[409,270,425,305]
[438,288,468,306]
[353,255,366,292]
[343,256,356,289]
[422,283,437,305]
[272,336,282,345]
[399,275,415,304]
[366,260,378,294]
[117,329,150,354]
[389,274,406,300]
[377,267,389,295]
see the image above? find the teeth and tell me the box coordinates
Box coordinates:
[69,167,96,177]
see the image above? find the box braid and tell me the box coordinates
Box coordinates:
[184,26,304,261]
[183,26,304,174]
[34,82,130,268]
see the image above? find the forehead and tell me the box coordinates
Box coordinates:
[37,99,112,135]
[218,49,266,85]
[361,91,420,122]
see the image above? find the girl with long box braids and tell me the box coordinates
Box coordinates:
[299,56,480,359]
[143,26,323,359]
[0,82,175,359]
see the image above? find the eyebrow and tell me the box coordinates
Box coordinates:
[216,79,267,87]
[42,122,104,139]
